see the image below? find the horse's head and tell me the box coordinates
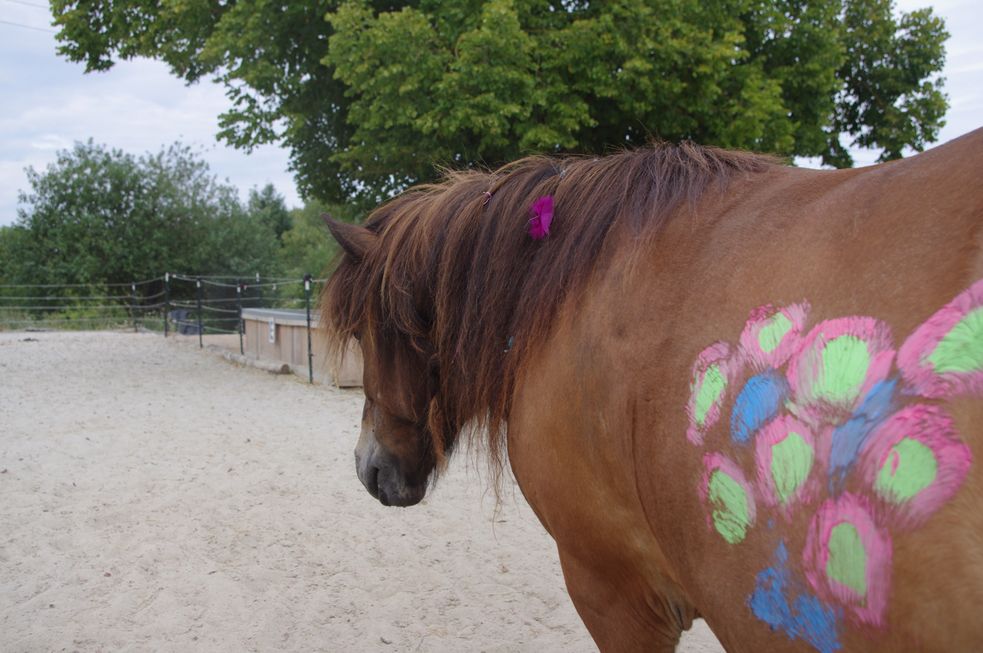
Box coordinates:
[323,214,443,507]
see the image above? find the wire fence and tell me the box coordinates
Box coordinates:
[0,272,329,383]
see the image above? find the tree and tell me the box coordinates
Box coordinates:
[3,140,281,288]
[0,226,31,284]
[249,183,293,243]
[51,0,948,205]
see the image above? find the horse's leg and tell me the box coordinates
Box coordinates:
[507,423,697,653]
[556,545,689,653]
[507,315,699,651]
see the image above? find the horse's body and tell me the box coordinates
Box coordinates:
[323,128,983,652]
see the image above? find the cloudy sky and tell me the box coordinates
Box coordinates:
[1,0,980,227]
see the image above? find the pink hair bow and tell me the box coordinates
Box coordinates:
[528,195,553,240]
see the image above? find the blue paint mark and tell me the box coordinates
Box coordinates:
[792,594,841,653]
[829,379,897,488]
[731,371,788,444]
[748,546,792,626]
[749,542,841,653]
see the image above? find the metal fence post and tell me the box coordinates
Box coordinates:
[131,282,138,332]
[236,278,244,355]
[304,273,314,384]
[196,276,203,349]
[163,272,170,337]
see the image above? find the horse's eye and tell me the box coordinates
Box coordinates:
[392,413,417,428]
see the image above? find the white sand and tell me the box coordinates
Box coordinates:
[0,331,723,652]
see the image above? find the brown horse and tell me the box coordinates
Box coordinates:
[321,128,983,652]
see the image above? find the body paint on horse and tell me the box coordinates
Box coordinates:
[686,278,980,651]
[749,541,841,653]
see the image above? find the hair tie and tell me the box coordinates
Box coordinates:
[528,195,554,240]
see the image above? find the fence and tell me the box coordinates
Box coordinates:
[0,273,330,384]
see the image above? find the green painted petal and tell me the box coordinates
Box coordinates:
[694,364,726,426]
[758,312,793,354]
[770,432,813,504]
[708,470,750,544]
[827,522,867,596]
[875,438,938,503]
[817,335,870,402]
[928,307,983,373]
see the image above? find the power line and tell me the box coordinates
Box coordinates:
[0,18,55,34]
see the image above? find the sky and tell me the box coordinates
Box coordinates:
[1,0,981,227]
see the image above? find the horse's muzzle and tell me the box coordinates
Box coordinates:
[355,451,426,507]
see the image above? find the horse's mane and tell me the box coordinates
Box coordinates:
[322,143,776,476]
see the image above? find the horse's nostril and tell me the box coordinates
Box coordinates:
[366,464,380,499]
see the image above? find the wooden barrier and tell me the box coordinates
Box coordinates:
[240,308,362,387]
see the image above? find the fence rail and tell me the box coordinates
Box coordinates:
[0,272,328,383]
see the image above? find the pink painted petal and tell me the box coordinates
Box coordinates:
[739,303,810,371]
[754,415,818,514]
[786,317,895,427]
[859,404,973,530]
[699,453,756,544]
[686,342,738,445]
[803,493,892,627]
[898,278,983,398]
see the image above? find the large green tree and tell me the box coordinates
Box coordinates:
[52,0,948,204]
[2,141,281,288]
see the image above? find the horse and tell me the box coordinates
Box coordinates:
[320,128,983,652]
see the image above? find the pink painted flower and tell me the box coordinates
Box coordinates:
[803,493,892,627]
[699,453,756,544]
[786,317,895,427]
[528,195,554,240]
[859,404,973,530]
[754,415,818,513]
[739,303,810,371]
[686,342,737,445]
[898,277,983,398]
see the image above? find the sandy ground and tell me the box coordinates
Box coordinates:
[0,331,724,652]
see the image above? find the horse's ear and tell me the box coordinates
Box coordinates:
[323,214,375,262]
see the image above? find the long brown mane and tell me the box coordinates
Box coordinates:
[322,143,775,474]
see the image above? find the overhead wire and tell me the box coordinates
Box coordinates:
[0,18,55,33]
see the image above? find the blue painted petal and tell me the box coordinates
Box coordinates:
[748,542,841,653]
[749,543,793,628]
[829,379,898,488]
[792,594,841,653]
[731,371,788,443]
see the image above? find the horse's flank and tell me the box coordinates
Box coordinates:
[322,143,774,469]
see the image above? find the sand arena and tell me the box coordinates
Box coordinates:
[0,331,721,652]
